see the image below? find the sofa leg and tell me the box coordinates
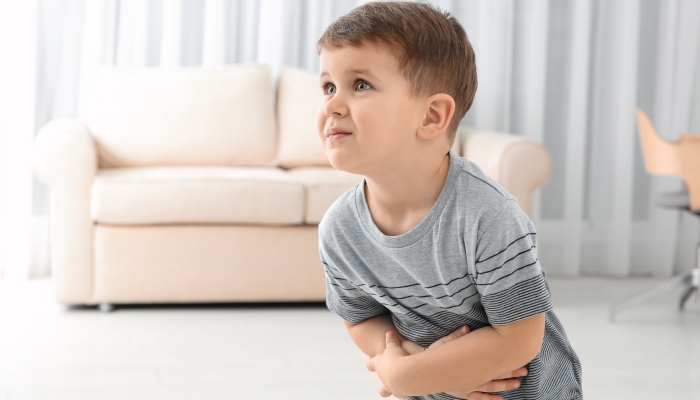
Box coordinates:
[98,302,115,312]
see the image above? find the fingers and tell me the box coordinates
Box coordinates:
[366,356,376,372]
[447,369,526,399]
[401,339,426,355]
[385,331,400,348]
[446,389,504,400]
[367,331,402,372]
[465,393,504,400]
[496,367,528,380]
[471,378,521,393]
[428,325,470,349]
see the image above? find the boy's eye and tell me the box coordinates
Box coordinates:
[323,83,336,95]
[356,81,371,91]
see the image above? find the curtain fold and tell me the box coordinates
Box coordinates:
[510,0,549,228]
[0,0,37,279]
[560,0,591,277]
[203,0,227,66]
[25,0,700,279]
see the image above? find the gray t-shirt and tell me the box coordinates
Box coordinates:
[319,151,582,400]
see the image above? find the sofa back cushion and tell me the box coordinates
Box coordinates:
[88,65,277,168]
[276,67,330,168]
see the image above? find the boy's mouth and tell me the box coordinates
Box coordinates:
[326,128,352,140]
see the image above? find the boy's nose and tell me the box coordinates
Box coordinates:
[323,94,349,118]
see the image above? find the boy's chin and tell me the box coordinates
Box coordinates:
[327,152,363,176]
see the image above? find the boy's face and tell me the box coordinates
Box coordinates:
[317,43,425,175]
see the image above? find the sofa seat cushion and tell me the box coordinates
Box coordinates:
[91,167,304,225]
[287,167,364,224]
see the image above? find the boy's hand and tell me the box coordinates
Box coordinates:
[366,331,410,398]
[367,371,527,400]
[446,367,527,400]
[369,325,527,399]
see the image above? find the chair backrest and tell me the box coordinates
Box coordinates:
[83,64,277,168]
[636,109,682,175]
[637,108,700,211]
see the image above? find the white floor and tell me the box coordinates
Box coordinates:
[0,277,699,400]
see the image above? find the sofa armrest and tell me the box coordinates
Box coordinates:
[459,127,552,216]
[34,118,97,187]
[33,118,97,304]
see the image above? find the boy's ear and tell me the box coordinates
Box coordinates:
[417,93,456,141]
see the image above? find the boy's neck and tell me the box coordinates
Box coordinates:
[364,151,451,236]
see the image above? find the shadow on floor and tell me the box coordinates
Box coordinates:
[67,301,327,312]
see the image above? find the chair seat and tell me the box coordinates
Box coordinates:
[91,167,305,225]
[656,190,690,209]
[287,167,364,224]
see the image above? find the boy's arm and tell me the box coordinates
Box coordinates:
[373,312,545,397]
[351,315,530,400]
[344,314,424,357]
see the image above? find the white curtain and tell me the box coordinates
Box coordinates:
[24,0,700,279]
[0,0,37,279]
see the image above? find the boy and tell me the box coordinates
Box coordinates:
[316,2,581,400]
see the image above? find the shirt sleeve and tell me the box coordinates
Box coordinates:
[474,199,553,325]
[320,249,389,324]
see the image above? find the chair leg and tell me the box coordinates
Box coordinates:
[679,243,700,311]
[611,239,700,321]
[610,271,691,322]
[681,246,700,311]
[679,286,697,311]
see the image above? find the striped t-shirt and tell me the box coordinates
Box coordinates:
[319,151,582,400]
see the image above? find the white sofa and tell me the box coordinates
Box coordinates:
[33,64,551,306]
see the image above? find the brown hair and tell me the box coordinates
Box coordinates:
[317,1,477,143]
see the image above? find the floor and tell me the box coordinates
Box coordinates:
[0,277,699,400]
